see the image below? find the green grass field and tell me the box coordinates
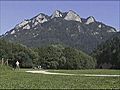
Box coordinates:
[0,65,120,89]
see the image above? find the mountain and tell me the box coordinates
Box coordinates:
[0,10,117,53]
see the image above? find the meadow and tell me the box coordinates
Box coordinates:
[0,65,120,89]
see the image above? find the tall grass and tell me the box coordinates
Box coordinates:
[0,64,12,71]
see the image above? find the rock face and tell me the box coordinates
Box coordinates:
[15,20,30,29]
[64,10,82,22]
[31,13,49,27]
[85,16,95,24]
[51,10,63,18]
[0,10,117,53]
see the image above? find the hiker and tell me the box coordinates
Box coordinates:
[16,61,20,69]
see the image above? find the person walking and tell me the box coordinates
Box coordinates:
[16,61,20,69]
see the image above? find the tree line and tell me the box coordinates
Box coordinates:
[0,39,96,69]
[0,33,120,69]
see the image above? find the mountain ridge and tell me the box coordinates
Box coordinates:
[0,10,118,53]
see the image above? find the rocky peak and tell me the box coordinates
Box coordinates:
[86,16,95,24]
[15,19,30,29]
[33,13,48,23]
[51,10,63,19]
[30,13,49,27]
[64,10,82,22]
[107,28,116,32]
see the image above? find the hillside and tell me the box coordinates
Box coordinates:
[92,32,120,69]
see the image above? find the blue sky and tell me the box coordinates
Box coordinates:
[0,1,120,35]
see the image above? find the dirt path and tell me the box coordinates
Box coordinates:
[26,70,120,77]
[26,70,74,75]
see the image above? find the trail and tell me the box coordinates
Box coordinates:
[26,70,120,77]
[26,70,74,75]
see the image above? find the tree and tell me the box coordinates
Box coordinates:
[0,39,38,68]
[92,34,120,69]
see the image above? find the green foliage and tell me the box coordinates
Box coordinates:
[34,45,96,69]
[0,39,37,68]
[63,47,96,69]
[0,39,96,69]
[92,33,120,69]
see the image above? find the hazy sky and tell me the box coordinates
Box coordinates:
[0,1,120,35]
